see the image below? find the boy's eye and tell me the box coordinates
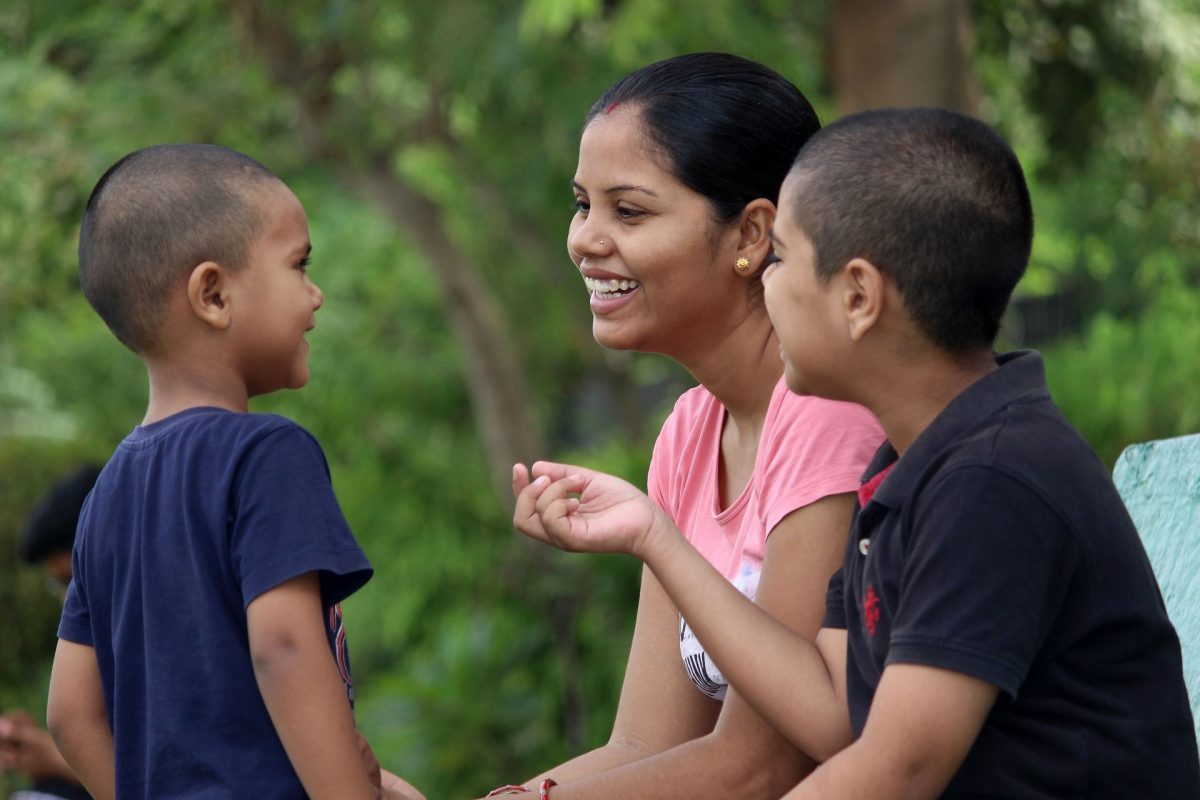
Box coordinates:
[763,251,781,267]
[296,256,311,271]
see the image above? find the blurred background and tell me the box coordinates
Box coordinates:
[1,0,1197,796]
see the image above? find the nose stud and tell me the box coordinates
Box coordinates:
[599,240,606,246]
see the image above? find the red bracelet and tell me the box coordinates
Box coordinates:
[484,778,555,797]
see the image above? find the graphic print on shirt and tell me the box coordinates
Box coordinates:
[680,560,761,700]
[863,585,881,637]
[327,602,355,707]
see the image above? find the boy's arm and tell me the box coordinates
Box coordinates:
[637,514,852,761]
[514,462,851,762]
[46,639,115,800]
[508,498,857,800]
[782,663,997,798]
[247,572,378,800]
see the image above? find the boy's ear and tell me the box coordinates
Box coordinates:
[186,261,233,331]
[842,257,886,341]
[735,198,776,270]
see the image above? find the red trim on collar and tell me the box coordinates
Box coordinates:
[857,463,896,508]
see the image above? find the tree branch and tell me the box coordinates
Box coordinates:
[229,0,544,499]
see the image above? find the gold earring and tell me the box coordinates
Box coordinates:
[735,257,751,273]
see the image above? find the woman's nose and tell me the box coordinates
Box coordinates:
[568,221,610,262]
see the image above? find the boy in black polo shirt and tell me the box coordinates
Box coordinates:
[512,108,1199,798]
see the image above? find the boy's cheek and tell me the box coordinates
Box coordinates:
[762,286,785,325]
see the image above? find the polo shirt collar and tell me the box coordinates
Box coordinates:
[861,349,1051,510]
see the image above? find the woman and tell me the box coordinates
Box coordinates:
[498,53,882,799]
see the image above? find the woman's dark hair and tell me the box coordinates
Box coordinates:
[586,52,820,224]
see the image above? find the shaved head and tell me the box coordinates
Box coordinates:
[79,143,281,353]
[789,108,1033,354]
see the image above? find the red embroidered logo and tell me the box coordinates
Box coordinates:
[863,585,881,636]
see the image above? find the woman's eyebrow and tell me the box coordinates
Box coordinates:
[604,184,658,197]
[571,179,658,197]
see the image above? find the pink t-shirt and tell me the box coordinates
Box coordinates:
[648,378,883,699]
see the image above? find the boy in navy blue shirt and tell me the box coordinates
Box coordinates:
[512,109,1199,797]
[47,144,422,800]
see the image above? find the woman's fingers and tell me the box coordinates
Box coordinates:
[512,466,551,542]
[533,475,577,514]
[531,476,584,545]
[530,460,593,483]
[515,461,615,551]
[512,463,531,495]
[514,462,588,548]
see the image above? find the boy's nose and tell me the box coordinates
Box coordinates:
[310,280,324,310]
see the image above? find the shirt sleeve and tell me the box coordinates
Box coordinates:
[229,424,373,608]
[886,466,1080,699]
[823,566,848,630]
[57,495,95,646]
[761,395,884,537]
[57,549,93,645]
[648,393,690,520]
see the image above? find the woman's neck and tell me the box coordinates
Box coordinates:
[681,310,781,427]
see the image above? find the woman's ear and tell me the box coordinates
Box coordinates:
[842,258,886,341]
[186,262,232,331]
[734,198,777,272]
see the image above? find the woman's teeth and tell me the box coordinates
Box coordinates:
[585,276,640,297]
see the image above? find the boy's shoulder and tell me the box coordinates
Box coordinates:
[214,409,320,447]
[881,351,1119,524]
[122,407,318,451]
[102,408,332,498]
[920,351,1095,473]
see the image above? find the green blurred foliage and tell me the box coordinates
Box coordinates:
[1042,287,1200,467]
[977,0,1200,313]
[1,1,1197,797]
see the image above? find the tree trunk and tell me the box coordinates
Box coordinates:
[829,0,980,116]
[353,168,545,498]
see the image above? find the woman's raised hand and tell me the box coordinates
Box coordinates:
[512,461,672,559]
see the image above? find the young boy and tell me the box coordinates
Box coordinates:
[512,109,1199,798]
[47,144,419,800]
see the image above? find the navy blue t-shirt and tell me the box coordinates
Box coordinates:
[59,408,373,799]
[824,351,1199,798]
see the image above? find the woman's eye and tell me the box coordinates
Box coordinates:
[616,205,645,220]
[573,198,590,214]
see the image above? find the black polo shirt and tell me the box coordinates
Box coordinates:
[824,350,1199,798]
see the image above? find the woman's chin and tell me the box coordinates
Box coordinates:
[591,323,642,353]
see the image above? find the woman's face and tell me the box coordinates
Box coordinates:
[567,107,743,357]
